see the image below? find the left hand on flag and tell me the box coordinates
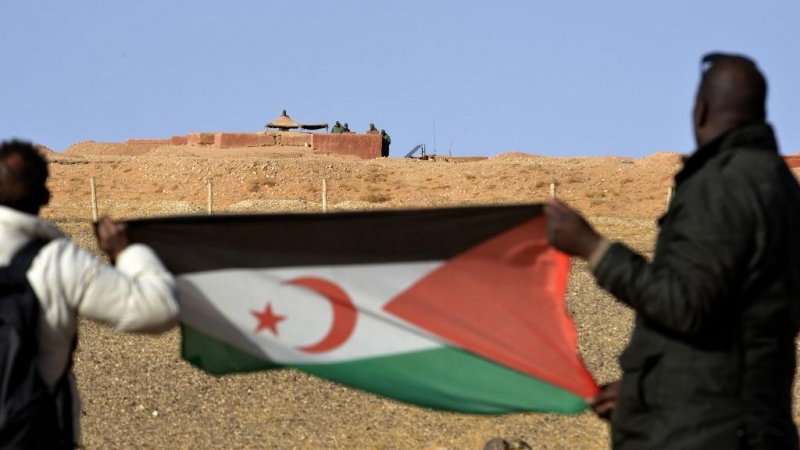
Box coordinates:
[96,216,131,264]
[590,380,621,421]
[544,198,604,260]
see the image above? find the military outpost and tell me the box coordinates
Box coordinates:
[125,110,387,160]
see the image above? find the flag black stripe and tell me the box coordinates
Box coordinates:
[126,204,544,274]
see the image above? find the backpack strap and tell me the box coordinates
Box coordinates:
[0,239,48,283]
[10,239,48,272]
[0,238,75,449]
[0,239,49,335]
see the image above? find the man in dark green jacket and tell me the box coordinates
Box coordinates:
[381,129,391,157]
[546,53,800,449]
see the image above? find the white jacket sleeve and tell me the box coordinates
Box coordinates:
[33,239,179,333]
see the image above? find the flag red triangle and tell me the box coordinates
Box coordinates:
[384,216,598,399]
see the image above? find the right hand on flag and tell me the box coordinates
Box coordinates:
[544,198,604,260]
[96,216,130,264]
[590,380,621,421]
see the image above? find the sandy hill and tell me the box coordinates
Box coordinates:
[45,142,688,221]
[37,141,800,450]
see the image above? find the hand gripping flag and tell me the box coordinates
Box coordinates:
[126,204,598,414]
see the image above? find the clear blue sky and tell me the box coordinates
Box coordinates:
[2,1,798,157]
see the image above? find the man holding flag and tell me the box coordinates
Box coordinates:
[0,140,179,448]
[546,53,800,449]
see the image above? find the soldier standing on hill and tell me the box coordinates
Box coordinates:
[380,129,391,158]
[366,123,379,134]
[331,121,344,134]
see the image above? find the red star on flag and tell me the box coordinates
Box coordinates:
[251,303,285,336]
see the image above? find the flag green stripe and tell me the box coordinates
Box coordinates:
[297,348,588,414]
[182,325,587,414]
[183,324,281,373]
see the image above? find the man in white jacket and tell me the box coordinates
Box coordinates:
[0,140,179,448]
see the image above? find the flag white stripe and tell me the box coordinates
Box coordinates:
[178,261,449,364]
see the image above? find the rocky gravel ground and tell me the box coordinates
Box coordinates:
[38,142,800,449]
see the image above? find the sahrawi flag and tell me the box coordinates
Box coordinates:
[126,204,598,414]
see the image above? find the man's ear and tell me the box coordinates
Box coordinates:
[30,183,50,211]
[693,97,708,130]
[692,97,709,146]
[40,186,50,207]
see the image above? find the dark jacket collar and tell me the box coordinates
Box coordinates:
[675,122,778,184]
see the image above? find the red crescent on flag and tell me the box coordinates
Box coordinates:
[286,277,357,353]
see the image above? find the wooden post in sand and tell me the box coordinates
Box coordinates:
[90,177,98,222]
[666,186,675,209]
[207,181,213,215]
[322,179,328,212]
[550,182,557,199]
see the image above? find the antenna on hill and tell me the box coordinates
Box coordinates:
[433,114,437,156]
[449,140,453,157]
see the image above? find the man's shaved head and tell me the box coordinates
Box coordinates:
[0,140,50,214]
[693,53,768,146]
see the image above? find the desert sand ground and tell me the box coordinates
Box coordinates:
[35,141,800,449]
